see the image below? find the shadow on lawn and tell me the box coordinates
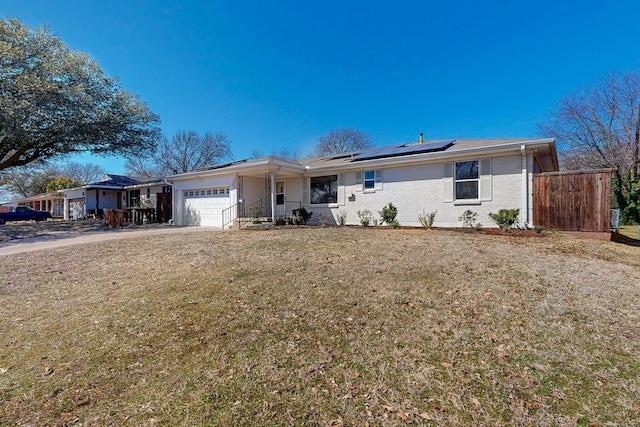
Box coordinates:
[611,232,640,247]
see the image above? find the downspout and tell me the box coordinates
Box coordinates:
[521,145,529,227]
[270,172,276,224]
[164,178,174,225]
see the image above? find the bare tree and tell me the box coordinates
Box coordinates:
[126,131,233,177]
[314,128,373,156]
[55,162,105,184]
[538,69,640,223]
[0,164,56,197]
[249,149,264,159]
[248,148,301,160]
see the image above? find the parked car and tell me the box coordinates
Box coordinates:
[0,206,51,224]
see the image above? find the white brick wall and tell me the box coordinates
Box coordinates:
[304,153,527,228]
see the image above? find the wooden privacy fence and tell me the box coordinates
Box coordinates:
[533,169,612,232]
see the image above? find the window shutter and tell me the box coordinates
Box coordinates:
[337,173,344,205]
[374,169,383,190]
[355,171,363,191]
[480,158,492,201]
[443,162,453,202]
[302,177,309,205]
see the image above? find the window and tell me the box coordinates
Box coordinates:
[310,175,338,204]
[128,189,140,207]
[356,170,382,191]
[364,170,375,189]
[455,160,479,199]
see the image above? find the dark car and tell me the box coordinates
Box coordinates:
[0,206,51,224]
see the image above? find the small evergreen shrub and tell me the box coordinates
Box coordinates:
[357,209,373,227]
[337,210,347,225]
[291,208,312,225]
[488,208,520,232]
[250,205,262,224]
[379,203,399,228]
[418,209,437,227]
[459,209,480,229]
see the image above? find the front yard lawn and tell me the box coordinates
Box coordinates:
[1,228,638,426]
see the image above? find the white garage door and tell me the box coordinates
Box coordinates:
[182,188,230,226]
[69,198,85,220]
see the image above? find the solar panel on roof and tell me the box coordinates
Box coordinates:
[351,140,454,161]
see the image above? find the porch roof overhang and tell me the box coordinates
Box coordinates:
[12,190,64,204]
[167,156,306,181]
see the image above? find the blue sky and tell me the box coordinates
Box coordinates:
[3,0,640,174]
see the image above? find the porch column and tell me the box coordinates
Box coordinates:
[270,172,276,224]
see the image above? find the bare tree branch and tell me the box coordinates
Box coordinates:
[314,128,373,156]
[126,130,232,177]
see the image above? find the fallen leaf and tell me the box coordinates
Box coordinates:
[396,412,412,424]
[328,416,343,426]
[471,397,481,410]
[431,402,445,412]
[440,362,452,368]
[419,413,432,421]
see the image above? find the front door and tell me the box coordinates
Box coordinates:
[275,181,285,216]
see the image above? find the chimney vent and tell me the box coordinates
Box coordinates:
[419,132,424,144]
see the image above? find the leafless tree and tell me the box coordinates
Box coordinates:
[0,164,56,197]
[538,69,640,223]
[314,128,373,156]
[55,162,105,184]
[126,131,233,177]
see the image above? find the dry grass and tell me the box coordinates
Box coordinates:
[1,227,639,426]
[0,219,111,242]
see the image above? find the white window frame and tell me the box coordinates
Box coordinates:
[444,159,491,204]
[455,160,479,201]
[309,175,338,205]
[355,169,383,192]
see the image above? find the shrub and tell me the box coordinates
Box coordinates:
[379,203,399,228]
[418,209,437,227]
[250,205,262,223]
[291,208,312,225]
[317,213,330,226]
[337,210,347,225]
[488,208,520,232]
[459,209,480,229]
[357,209,373,227]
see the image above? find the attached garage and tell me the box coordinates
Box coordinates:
[68,198,85,220]
[182,187,230,226]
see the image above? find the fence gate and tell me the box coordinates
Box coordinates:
[533,169,612,232]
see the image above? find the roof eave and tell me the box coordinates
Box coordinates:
[306,138,557,172]
[167,156,306,180]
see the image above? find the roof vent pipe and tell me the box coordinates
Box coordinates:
[419,132,424,144]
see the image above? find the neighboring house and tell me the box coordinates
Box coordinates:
[9,191,64,218]
[12,174,173,222]
[168,137,558,228]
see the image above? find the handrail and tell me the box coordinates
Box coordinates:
[222,203,239,228]
[222,199,302,229]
